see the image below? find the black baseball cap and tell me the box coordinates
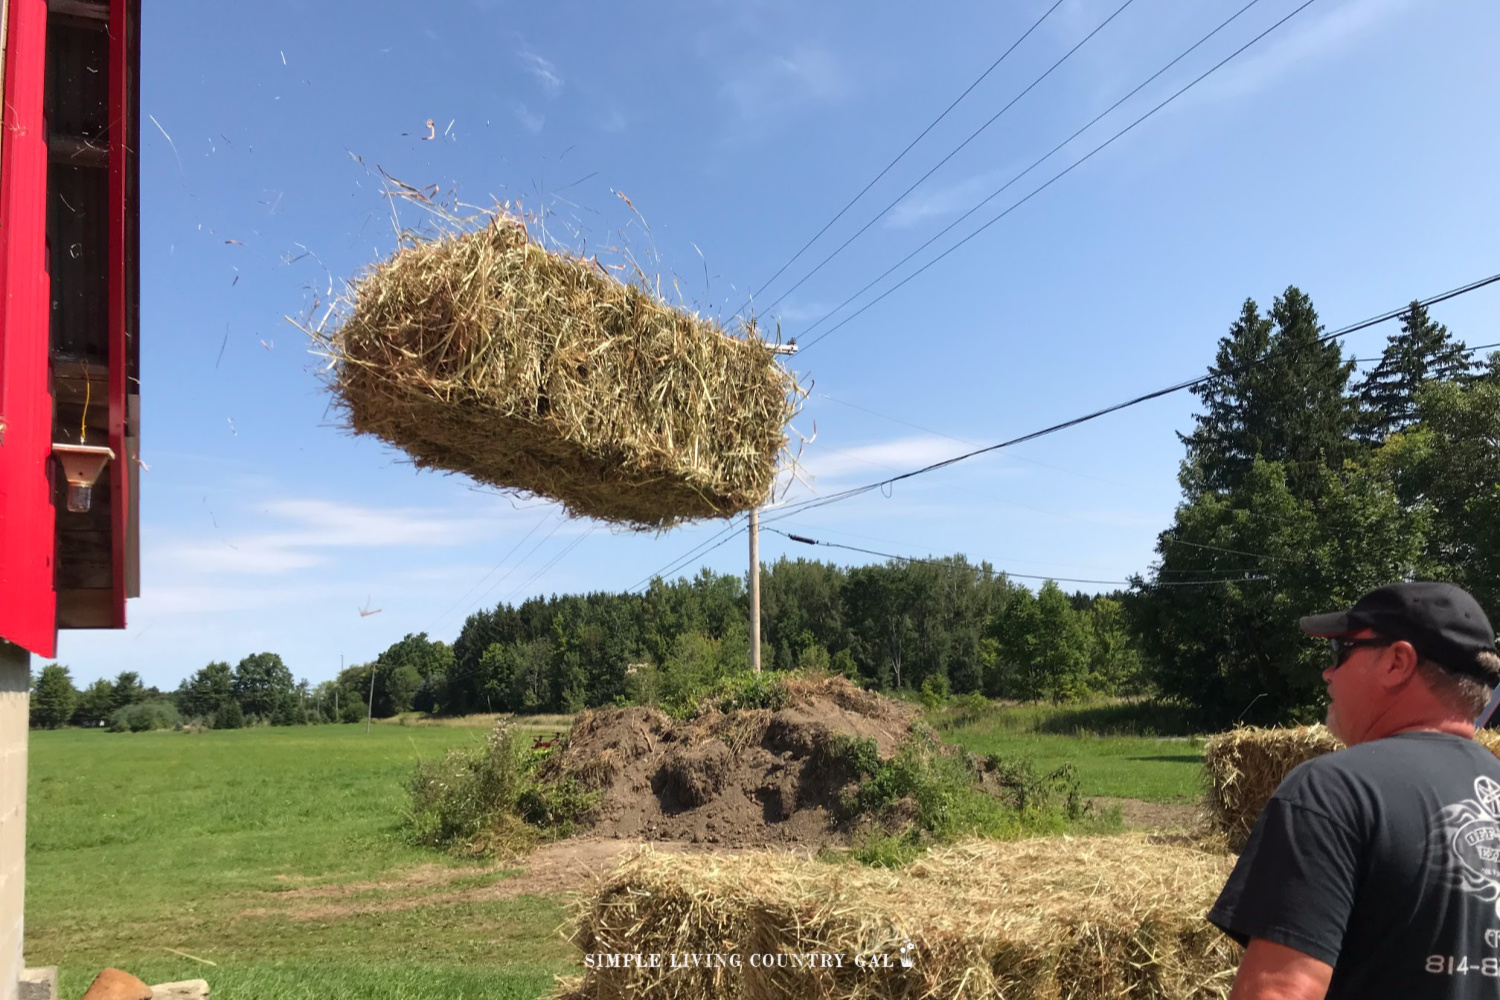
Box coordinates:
[1301,582,1499,682]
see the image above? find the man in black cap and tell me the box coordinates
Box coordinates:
[1209,581,1500,999]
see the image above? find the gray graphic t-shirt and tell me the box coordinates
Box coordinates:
[1210,732,1500,998]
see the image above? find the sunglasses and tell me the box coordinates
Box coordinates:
[1329,636,1394,668]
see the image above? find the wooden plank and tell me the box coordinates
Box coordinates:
[47,0,106,21]
[49,133,108,167]
[55,589,114,628]
[55,530,111,589]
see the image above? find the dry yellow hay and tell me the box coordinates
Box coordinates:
[554,835,1240,1000]
[319,213,802,529]
[1204,726,1500,850]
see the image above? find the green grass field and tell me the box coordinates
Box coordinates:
[932,700,1207,802]
[27,709,1207,997]
[27,724,572,999]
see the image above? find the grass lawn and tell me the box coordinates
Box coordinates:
[930,701,1208,803]
[28,725,574,999]
[28,705,1209,996]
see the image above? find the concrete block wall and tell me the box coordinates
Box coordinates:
[0,641,27,1000]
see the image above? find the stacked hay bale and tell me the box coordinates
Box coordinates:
[555,835,1240,1000]
[321,213,801,529]
[1204,726,1500,849]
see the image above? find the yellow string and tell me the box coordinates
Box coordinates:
[80,374,91,443]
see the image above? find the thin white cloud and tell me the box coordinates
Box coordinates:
[519,50,564,95]
[884,172,1002,230]
[721,45,849,123]
[158,498,506,577]
[513,101,545,134]
[769,301,831,325]
[1189,0,1414,105]
[799,435,969,484]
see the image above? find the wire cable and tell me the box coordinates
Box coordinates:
[765,527,1269,587]
[797,0,1313,352]
[630,520,750,594]
[499,527,596,606]
[759,270,1500,526]
[756,0,1142,319]
[730,0,1070,317]
[421,511,553,636]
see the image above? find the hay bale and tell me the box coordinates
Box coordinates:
[323,214,801,529]
[560,836,1240,1000]
[1204,726,1500,850]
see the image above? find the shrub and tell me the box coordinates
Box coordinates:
[708,669,791,715]
[835,732,1093,845]
[213,700,245,730]
[919,674,950,710]
[109,701,180,733]
[404,721,595,855]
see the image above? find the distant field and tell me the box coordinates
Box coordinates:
[932,700,1207,803]
[28,706,1210,997]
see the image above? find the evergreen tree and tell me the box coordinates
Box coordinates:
[31,664,78,729]
[111,671,145,711]
[213,699,245,730]
[1357,301,1472,443]
[1180,289,1360,498]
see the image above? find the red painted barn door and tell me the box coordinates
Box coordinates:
[0,0,57,658]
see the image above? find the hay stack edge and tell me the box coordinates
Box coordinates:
[552,835,1240,1000]
[325,213,802,529]
[1204,725,1500,849]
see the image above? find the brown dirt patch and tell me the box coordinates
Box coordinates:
[238,838,806,923]
[1092,797,1205,832]
[539,676,920,848]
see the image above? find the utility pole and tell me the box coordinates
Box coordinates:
[750,507,761,673]
[365,663,376,734]
[749,341,795,676]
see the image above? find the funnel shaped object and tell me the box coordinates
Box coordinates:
[52,443,115,513]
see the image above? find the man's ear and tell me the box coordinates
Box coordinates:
[1383,640,1420,689]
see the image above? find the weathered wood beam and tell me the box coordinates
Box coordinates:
[47,0,107,22]
[49,133,109,167]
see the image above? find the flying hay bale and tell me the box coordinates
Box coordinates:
[1204,726,1500,850]
[320,213,802,529]
[556,835,1240,1000]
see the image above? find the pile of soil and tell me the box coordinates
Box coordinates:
[537,676,918,847]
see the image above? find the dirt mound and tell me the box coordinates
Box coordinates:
[539,677,918,847]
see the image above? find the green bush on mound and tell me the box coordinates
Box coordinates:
[404,721,599,855]
[827,729,1103,866]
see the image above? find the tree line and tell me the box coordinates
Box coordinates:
[30,290,1500,732]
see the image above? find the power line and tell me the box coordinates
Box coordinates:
[765,527,1268,587]
[1350,339,1500,366]
[448,514,567,624]
[817,391,1141,492]
[756,0,1142,320]
[499,526,597,606]
[421,511,553,636]
[626,515,748,594]
[798,0,1311,352]
[632,272,1500,596]
[1159,534,1290,564]
[760,270,1500,526]
[731,0,1070,318]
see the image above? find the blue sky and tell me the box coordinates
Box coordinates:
[54,0,1500,688]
